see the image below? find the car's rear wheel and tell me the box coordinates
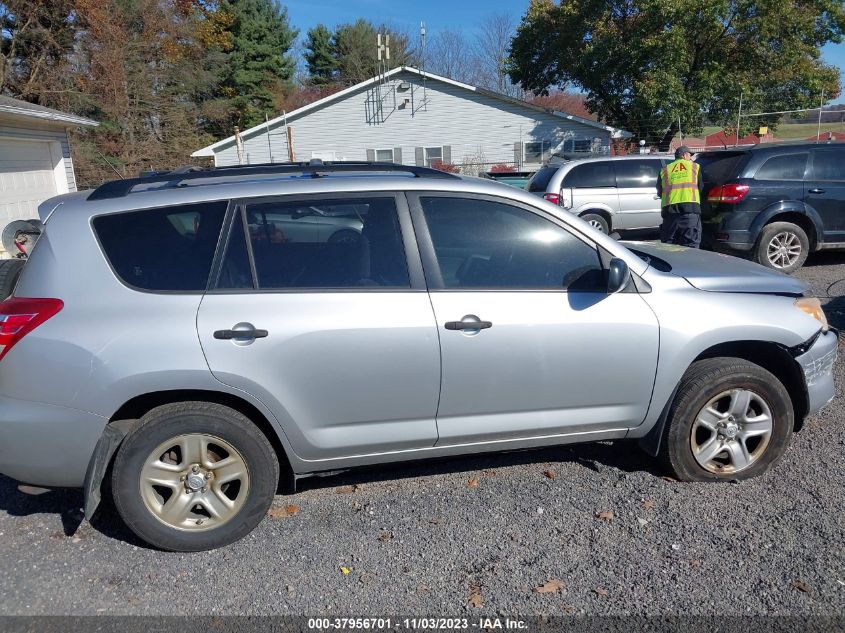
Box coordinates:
[111,402,279,551]
[580,212,609,234]
[755,222,809,273]
[660,358,793,481]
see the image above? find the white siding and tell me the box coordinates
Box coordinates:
[213,71,609,171]
[0,119,76,192]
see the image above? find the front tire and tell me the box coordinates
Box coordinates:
[660,358,793,481]
[111,402,279,551]
[754,222,809,273]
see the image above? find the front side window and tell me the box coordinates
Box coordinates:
[562,162,616,188]
[755,153,808,181]
[218,197,409,289]
[424,147,442,167]
[614,159,662,188]
[94,201,227,291]
[420,196,604,291]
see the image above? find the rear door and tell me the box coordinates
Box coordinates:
[806,148,845,239]
[408,192,660,445]
[613,158,664,229]
[197,193,441,461]
[561,161,620,220]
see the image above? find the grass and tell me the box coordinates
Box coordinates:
[696,122,845,140]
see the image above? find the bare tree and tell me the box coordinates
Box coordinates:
[475,13,522,98]
[425,28,479,85]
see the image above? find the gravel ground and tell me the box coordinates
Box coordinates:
[1,252,845,617]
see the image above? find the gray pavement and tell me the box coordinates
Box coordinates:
[1,251,844,616]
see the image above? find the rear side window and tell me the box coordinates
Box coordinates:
[218,196,410,289]
[754,154,807,180]
[810,149,845,181]
[697,151,749,187]
[526,165,560,192]
[562,162,615,188]
[614,159,662,188]
[94,201,227,291]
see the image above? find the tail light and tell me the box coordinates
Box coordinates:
[0,298,63,361]
[544,192,561,205]
[707,183,750,204]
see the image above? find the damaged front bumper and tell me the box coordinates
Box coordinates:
[793,328,838,417]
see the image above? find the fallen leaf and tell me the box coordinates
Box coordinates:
[378,531,393,542]
[593,587,609,597]
[429,518,440,525]
[690,560,702,569]
[336,485,359,494]
[642,499,655,509]
[543,469,557,480]
[661,476,677,482]
[467,478,479,489]
[483,470,497,476]
[340,566,351,575]
[267,504,300,518]
[596,510,614,521]
[535,579,566,594]
[468,594,483,608]
[792,580,811,593]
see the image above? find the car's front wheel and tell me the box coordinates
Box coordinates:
[660,358,793,481]
[111,402,279,551]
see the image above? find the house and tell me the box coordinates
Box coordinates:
[703,129,773,148]
[192,67,629,171]
[0,96,97,224]
[806,131,845,141]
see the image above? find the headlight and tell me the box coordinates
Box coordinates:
[794,297,829,332]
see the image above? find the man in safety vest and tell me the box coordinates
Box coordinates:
[657,145,705,248]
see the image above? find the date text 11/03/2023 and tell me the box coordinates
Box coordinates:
[306,618,529,630]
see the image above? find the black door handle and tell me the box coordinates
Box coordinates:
[808,188,826,194]
[445,320,492,331]
[213,328,268,340]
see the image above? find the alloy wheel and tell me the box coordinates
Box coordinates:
[766,231,802,269]
[139,433,250,531]
[690,388,774,474]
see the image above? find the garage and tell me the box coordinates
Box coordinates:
[0,138,60,220]
[0,95,97,254]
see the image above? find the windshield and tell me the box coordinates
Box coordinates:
[526,165,560,192]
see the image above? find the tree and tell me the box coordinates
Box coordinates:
[508,0,845,149]
[304,24,335,84]
[426,29,477,84]
[219,0,297,128]
[331,19,413,84]
[474,14,521,97]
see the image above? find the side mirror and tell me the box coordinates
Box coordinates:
[607,257,630,294]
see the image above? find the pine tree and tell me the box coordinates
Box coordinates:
[305,24,336,84]
[219,0,297,127]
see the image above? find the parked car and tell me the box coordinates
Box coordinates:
[526,155,668,234]
[700,141,845,273]
[0,161,836,551]
[482,170,535,189]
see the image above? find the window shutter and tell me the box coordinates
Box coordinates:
[443,145,451,165]
[514,142,522,167]
[393,147,402,164]
[415,147,424,166]
[366,148,375,162]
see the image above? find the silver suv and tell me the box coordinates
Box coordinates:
[527,155,668,234]
[0,162,837,551]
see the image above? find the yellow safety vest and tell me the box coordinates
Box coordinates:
[660,159,701,207]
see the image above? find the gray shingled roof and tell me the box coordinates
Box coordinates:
[0,95,98,127]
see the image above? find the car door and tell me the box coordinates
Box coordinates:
[806,148,845,240]
[408,193,660,445]
[561,161,620,222]
[197,193,441,461]
[614,158,664,229]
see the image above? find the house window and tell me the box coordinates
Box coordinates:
[424,147,443,167]
[524,141,550,164]
[375,148,394,163]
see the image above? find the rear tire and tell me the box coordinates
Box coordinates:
[580,213,609,234]
[754,222,809,274]
[0,259,25,300]
[659,358,793,481]
[111,402,279,551]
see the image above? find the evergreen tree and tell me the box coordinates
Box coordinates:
[331,19,413,84]
[220,0,297,127]
[305,24,336,84]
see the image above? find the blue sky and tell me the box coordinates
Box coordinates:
[285,1,845,105]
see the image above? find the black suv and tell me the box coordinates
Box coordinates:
[700,141,845,273]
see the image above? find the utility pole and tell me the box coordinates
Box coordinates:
[817,89,825,141]
[678,116,683,144]
[735,91,743,148]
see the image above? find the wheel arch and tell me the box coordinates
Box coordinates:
[749,204,821,250]
[578,208,613,231]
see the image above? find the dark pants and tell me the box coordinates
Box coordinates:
[660,212,701,248]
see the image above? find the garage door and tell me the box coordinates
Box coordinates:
[0,139,58,222]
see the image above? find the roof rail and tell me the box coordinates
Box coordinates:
[87,161,460,201]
